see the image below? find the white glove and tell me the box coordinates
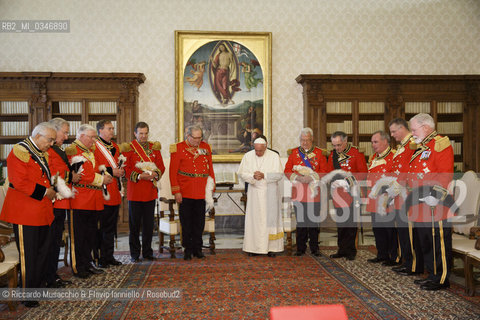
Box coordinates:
[386,180,405,198]
[332,179,349,191]
[420,196,440,207]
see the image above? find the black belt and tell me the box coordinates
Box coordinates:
[73,183,102,190]
[178,170,209,178]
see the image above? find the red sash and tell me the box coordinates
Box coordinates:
[130,140,153,163]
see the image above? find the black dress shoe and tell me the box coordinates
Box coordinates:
[57,278,72,286]
[414,278,433,285]
[22,300,39,308]
[193,251,205,259]
[184,252,192,260]
[109,259,122,266]
[397,269,422,276]
[144,256,157,261]
[88,265,105,274]
[382,260,398,266]
[346,255,356,261]
[392,265,406,271]
[330,253,345,258]
[311,251,320,257]
[294,251,305,256]
[421,281,450,291]
[267,252,276,258]
[247,252,259,257]
[46,281,61,288]
[367,257,385,263]
[98,261,110,268]
[131,257,141,263]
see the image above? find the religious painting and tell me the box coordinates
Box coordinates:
[175,30,272,162]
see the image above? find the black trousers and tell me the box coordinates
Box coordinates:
[371,211,398,261]
[69,209,98,274]
[99,204,119,263]
[179,198,206,254]
[293,201,320,253]
[395,208,412,266]
[13,224,50,288]
[333,206,357,257]
[416,221,452,284]
[128,200,155,259]
[46,208,67,285]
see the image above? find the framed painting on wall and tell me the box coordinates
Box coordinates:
[175,30,272,162]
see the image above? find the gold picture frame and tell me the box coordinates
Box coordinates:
[175,30,272,162]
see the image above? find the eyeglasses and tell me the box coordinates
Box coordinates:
[190,136,202,140]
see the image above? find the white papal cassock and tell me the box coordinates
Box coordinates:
[237,149,284,254]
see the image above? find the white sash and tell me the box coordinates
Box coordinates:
[95,140,117,168]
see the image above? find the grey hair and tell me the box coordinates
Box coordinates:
[331,131,348,142]
[49,117,69,131]
[186,125,203,137]
[372,130,390,143]
[76,124,96,139]
[410,113,435,130]
[299,127,314,140]
[32,121,56,137]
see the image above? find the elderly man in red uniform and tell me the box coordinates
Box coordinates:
[365,131,397,265]
[326,131,368,260]
[45,118,80,288]
[386,118,424,276]
[121,122,164,262]
[406,113,454,291]
[170,125,215,260]
[284,127,328,256]
[66,124,112,278]
[0,122,57,308]
[94,120,125,268]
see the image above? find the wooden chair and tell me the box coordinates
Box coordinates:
[448,171,480,295]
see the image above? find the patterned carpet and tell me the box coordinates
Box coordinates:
[1,249,479,320]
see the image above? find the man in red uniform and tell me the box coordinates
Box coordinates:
[121,122,165,262]
[366,131,397,265]
[327,131,368,260]
[45,118,80,288]
[387,118,424,276]
[284,127,328,256]
[407,113,454,291]
[66,124,112,278]
[94,120,124,268]
[169,125,215,260]
[0,122,57,308]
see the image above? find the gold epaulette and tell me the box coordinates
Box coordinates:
[409,142,418,150]
[12,145,30,163]
[151,141,162,151]
[287,148,294,156]
[120,142,132,153]
[65,144,78,156]
[169,143,177,153]
[434,135,451,152]
[368,154,375,163]
[319,147,329,157]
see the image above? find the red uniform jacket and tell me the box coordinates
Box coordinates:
[121,141,165,202]
[48,145,72,210]
[94,138,122,206]
[327,144,368,208]
[169,140,215,199]
[0,141,54,226]
[407,132,454,222]
[387,134,415,210]
[284,146,329,202]
[66,140,104,211]
[366,147,394,213]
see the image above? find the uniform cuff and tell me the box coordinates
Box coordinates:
[31,184,46,201]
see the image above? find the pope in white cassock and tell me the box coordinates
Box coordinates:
[237,137,284,257]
